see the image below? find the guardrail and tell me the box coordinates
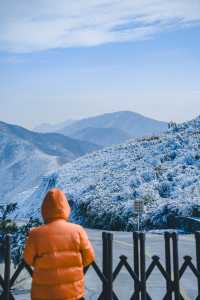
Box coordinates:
[0,232,200,300]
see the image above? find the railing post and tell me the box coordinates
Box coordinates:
[139,232,146,300]
[102,232,113,300]
[4,234,11,300]
[133,231,140,300]
[102,232,107,299]
[107,232,113,300]
[172,232,180,300]
[195,232,200,299]
[164,232,172,300]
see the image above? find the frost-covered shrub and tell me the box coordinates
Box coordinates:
[0,203,41,265]
[168,122,178,132]
[126,217,138,231]
[12,217,41,266]
[70,176,81,183]
[195,153,200,160]
[0,203,18,240]
[141,170,155,182]
[166,172,174,182]
[143,197,200,230]
[191,204,200,217]
[72,196,138,231]
[111,193,130,202]
[161,151,177,163]
[81,184,96,194]
[129,177,141,189]
[74,198,91,216]
[157,181,172,198]
[142,194,156,207]
[181,177,198,189]
[143,200,178,229]
[66,192,76,208]
[147,157,160,167]
[112,194,122,202]
[184,153,194,165]
[109,214,126,230]
[131,190,140,199]
[165,139,182,151]
[182,151,200,167]
[154,165,165,179]
[110,182,121,193]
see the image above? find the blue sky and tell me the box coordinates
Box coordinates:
[0,0,200,128]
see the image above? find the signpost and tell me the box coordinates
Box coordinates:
[134,199,144,231]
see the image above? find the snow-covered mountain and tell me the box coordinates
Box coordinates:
[33,111,168,147]
[15,115,200,230]
[59,111,168,143]
[0,121,100,203]
[71,127,131,146]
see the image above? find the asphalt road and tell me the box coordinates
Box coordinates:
[0,229,198,300]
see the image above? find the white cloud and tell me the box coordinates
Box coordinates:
[0,0,200,53]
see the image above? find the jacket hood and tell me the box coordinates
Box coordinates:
[41,188,71,223]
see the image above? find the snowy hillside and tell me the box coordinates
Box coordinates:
[15,115,200,230]
[59,111,168,145]
[0,121,99,203]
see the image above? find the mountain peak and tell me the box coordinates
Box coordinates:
[59,110,168,143]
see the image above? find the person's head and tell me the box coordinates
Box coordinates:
[41,188,71,223]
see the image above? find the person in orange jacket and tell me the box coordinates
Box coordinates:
[23,188,95,300]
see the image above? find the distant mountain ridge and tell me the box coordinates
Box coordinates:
[33,119,75,133]
[72,127,131,146]
[59,111,168,139]
[0,121,100,203]
[35,111,167,146]
[0,121,100,161]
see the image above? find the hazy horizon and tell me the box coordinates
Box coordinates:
[0,1,200,128]
[1,109,199,131]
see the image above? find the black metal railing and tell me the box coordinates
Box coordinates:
[0,231,200,300]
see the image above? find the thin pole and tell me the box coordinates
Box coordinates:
[140,232,146,300]
[102,232,107,299]
[102,232,113,300]
[133,232,140,300]
[172,233,180,300]
[165,232,172,300]
[195,232,200,298]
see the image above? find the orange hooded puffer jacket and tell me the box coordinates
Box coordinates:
[23,188,95,300]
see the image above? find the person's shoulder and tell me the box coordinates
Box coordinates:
[67,222,85,233]
[28,224,44,236]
